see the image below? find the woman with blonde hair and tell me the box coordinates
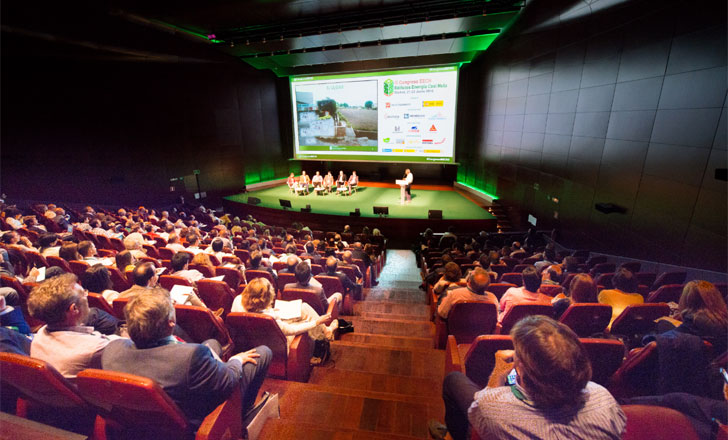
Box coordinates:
[231,278,337,348]
[670,280,728,354]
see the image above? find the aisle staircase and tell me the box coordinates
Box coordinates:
[259,250,444,439]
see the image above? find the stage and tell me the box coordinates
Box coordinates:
[222,182,497,247]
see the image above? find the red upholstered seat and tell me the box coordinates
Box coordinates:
[498,272,522,286]
[281,287,339,325]
[580,338,625,386]
[496,303,553,335]
[589,262,616,278]
[610,303,670,337]
[620,405,699,440]
[24,250,49,269]
[87,291,115,316]
[159,274,194,291]
[189,263,215,279]
[196,279,235,317]
[109,237,125,252]
[213,266,242,291]
[158,247,176,260]
[173,304,234,360]
[487,283,516,301]
[244,270,275,290]
[225,312,313,382]
[76,369,242,440]
[108,266,132,292]
[314,274,345,299]
[0,353,95,434]
[651,271,687,291]
[559,303,612,337]
[434,301,498,349]
[46,255,72,273]
[69,260,90,278]
[276,272,297,294]
[112,297,130,320]
[445,334,514,388]
[233,249,250,264]
[538,284,563,296]
[594,272,615,289]
[646,284,683,303]
[0,275,44,330]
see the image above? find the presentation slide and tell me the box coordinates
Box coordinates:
[290,65,459,163]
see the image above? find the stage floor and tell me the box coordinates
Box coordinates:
[225,184,494,220]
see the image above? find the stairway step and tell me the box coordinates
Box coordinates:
[309,367,442,399]
[364,288,427,303]
[340,332,433,350]
[351,316,434,339]
[354,301,430,317]
[327,342,443,378]
[259,419,428,440]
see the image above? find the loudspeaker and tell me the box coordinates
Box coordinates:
[428,210,442,220]
[279,199,292,209]
[373,206,389,216]
[349,208,361,217]
[247,197,261,205]
[594,203,627,214]
[301,204,311,213]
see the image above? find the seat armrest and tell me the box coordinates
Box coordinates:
[434,314,446,349]
[326,296,340,323]
[287,334,314,382]
[445,335,465,374]
[196,387,242,440]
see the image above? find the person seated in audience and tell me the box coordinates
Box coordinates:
[206,238,231,263]
[0,326,31,355]
[39,233,61,257]
[509,241,524,258]
[171,252,204,284]
[657,280,727,355]
[429,315,626,440]
[185,233,205,254]
[562,256,582,276]
[102,289,271,431]
[340,251,363,280]
[598,268,643,326]
[437,268,498,320]
[114,250,136,273]
[286,172,296,192]
[351,241,377,286]
[323,171,335,193]
[475,254,498,282]
[541,265,562,285]
[433,262,462,302]
[165,233,186,252]
[324,256,360,299]
[499,266,552,321]
[247,250,277,281]
[300,241,321,264]
[58,242,81,262]
[78,240,111,266]
[347,171,358,195]
[191,252,215,274]
[232,277,336,348]
[0,293,31,336]
[82,264,120,305]
[284,261,341,311]
[123,232,148,259]
[1,230,37,252]
[552,274,598,320]
[298,171,311,194]
[3,208,24,230]
[28,273,122,379]
[534,246,557,272]
[279,255,300,275]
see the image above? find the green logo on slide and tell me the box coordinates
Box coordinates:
[383,79,394,96]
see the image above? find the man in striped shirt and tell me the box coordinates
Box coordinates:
[431,316,626,440]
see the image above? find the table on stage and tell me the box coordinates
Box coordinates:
[395,179,407,204]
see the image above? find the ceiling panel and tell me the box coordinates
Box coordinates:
[417,38,455,56]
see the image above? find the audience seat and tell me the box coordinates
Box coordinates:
[69,260,90,278]
[0,275,44,330]
[511,264,529,273]
[498,272,522,286]
[276,272,297,294]
[158,247,176,260]
[189,263,215,279]
[244,270,275,290]
[142,244,160,259]
[112,297,130,320]
[496,303,553,335]
[24,250,49,269]
[589,263,616,277]
[635,272,657,289]
[646,284,684,303]
[620,405,700,440]
[87,291,115,316]
[594,272,616,290]
[214,266,242,291]
[445,334,514,388]
[196,279,235,317]
[559,303,613,337]
[610,303,670,339]
[580,338,625,386]
[281,287,339,325]
[46,255,72,273]
[651,271,687,291]
[173,304,234,360]
[76,369,242,440]
[434,302,498,349]
[537,284,563,296]
[225,312,313,382]
[0,353,95,435]
[310,264,324,276]
[487,283,516,301]
[314,275,345,299]
[108,266,132,292]
[159,275,194,291]
[109,237,125,252]
[233,249,250,264]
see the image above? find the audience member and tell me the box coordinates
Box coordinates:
[437,268,497,319]
[552,274,598,320]
[499,266,551,321]
[598,268,643,326]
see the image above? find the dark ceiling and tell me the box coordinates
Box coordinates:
[2,0,525,76]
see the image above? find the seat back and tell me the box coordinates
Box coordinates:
[620,262,641,273]
[109,237,126,252]
[233,249,250,264]
[652,271,687,290]
[310,264,323,276]
[244,270,275,288]
[276,272,298,295]
[0,276,45,329]
[158,247,176,260]
[589,263,616,277]
[159,275,193,291]
[281,287,326,315]
[214,266,242,291]
[108,266,132,292]
[635,272,657,289]
[196,279,235,316]
[559,303,613,337]
[0,352,88,410]
[87,291,115,316]
[621,404,699,440]
[75,369,189,436]
[511,264,529,273]
[499,272,522,286]
[225,312,290,379]
[112,297,131,320]
[142,244,160,259]
[580,338,625,385]
[189,263,215,278]
[24,251,49,269]
[490,264,508,278]
[173,304,233,358]
[646,284,683,303]
[498,303,553,335]
[68,260,90,278]
[538,284,563,296]
[447,302,498,344]
[314,275,345,299]
[463,335,514,388]
[594,272,615,290]
[46,255,72,273]
[585,255,607,269]
[272,261,287,272]
[610,303,670,336]
[487,283,516,300]
[338,266,357,283]
[500,257,519,270]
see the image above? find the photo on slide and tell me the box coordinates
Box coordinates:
[295,80,378,150]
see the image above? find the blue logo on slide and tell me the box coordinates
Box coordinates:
[383,149,392,152]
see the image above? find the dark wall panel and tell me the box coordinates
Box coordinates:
[457,0,727,271]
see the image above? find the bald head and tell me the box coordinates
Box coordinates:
[342,250,353,263]
[467,267,491,294]
[286,255,299,270]
[325,256,338,274]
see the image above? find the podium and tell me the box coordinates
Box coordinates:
[395,179,407,204]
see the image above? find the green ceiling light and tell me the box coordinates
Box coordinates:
[459,33,498,51]
[457,181,498,200]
